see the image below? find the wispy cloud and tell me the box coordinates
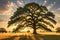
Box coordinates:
[0,0,60,31]
[0,0,24,28]
[17,0,24,7]
[47,2,56,10]
[56,8,60,11]
[43,0,48,5]
[51,8,60,17]
[0,1,9,13]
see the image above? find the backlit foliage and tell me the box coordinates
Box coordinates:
[8,2,56,34]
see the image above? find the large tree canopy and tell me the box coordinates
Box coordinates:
[8,2,56,34]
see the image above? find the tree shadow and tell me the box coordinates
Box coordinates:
[19,35,33,40]
[1,34,44,40]
[1,36,16,40]
[19,34,43,40]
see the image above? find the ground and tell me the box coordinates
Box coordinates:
[0,32,60,40]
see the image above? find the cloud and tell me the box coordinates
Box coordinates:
[0,0,24,28]
[0,0,24,13]
[55,21,60,27]
[0,0,9,13]
[51,9,60,19]
[17,0,24,7]
[51,10,60,29]
[0,0,24,17]
[0,2,14,22]
[47,2,56,10]
[43,0,48,5]
[0,22,8,28]
[56,8,60,11]
[51,10,60,17]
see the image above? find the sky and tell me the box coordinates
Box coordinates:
[0,0,60,31]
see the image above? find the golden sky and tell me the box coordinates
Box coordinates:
[0,0,60,31]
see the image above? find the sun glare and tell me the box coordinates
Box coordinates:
[20,27,33,33]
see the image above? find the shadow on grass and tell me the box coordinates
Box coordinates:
[19,36,33,40]
[44,35,60,40]
[1,36,16,40]
[1,35,33,40]
[1,34,60,40]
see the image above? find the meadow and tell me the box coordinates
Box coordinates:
[0,32,60,40]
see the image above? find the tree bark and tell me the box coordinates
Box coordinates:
[33,27,37,34]
[33,20,37,34]
[31,12,37,34]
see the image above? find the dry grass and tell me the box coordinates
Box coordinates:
[0,32,60,40]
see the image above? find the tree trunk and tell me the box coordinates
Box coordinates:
[33,27,37,34]
[33,21,37,34]
[33,18,37,34]
[31,12,37,34]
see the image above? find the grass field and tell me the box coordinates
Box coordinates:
[0,32,60,40]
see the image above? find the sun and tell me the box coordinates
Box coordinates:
[20,27,33,33]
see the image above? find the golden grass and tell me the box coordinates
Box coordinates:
[0,32,60,40]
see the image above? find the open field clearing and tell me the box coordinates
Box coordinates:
[0,32,60,40]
